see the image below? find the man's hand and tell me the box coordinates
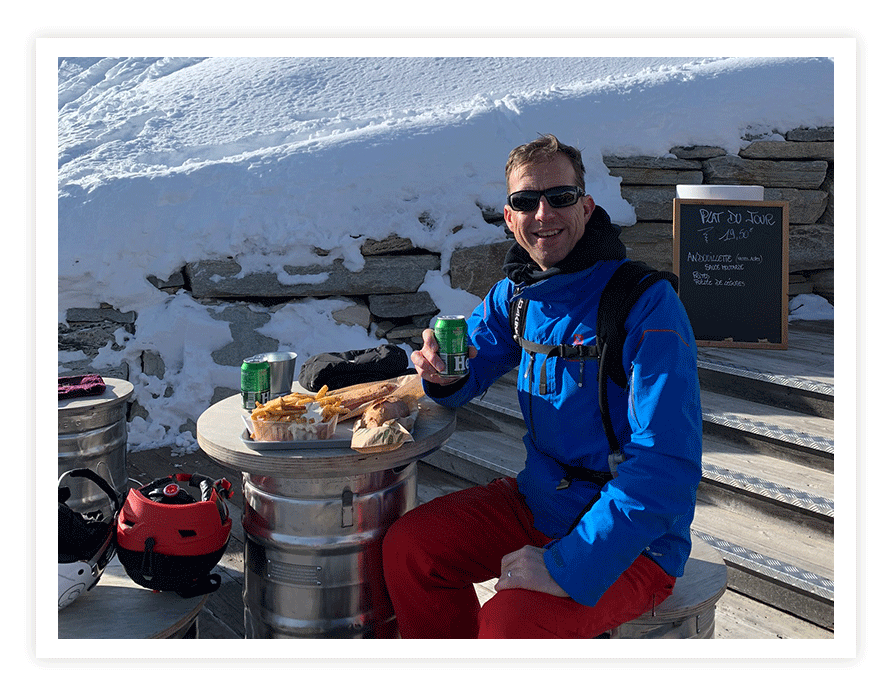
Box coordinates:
[411,327,477,386]
[495,545,570,597]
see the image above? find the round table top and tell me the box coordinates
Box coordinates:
[58,556,207,639]
[197,391,456,478]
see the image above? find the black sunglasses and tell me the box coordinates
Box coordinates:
[507,185,584,212]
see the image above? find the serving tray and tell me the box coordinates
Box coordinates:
[240,421,355,451]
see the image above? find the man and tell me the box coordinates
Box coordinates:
[382,134,703,638]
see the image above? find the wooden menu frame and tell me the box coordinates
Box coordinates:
[673,199,789,349]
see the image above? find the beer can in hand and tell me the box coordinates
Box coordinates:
[241,356,270,410]
[434,315,469,377]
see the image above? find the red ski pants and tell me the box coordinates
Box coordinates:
[382,476,675,638]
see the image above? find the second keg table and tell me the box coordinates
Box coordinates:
[196,390,456,639]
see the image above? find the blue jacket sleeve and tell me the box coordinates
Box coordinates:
[543,281,703,606]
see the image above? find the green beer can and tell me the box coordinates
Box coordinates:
[241,355,270,410]
[434,315,469,377]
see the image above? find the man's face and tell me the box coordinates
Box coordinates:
[504,153,595,271]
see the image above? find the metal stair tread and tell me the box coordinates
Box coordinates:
[691,527,834,602]
[701,433,834,518]
[691,501,834,589]
[696,349,832,394]
[701,389,834,454]
[697,357,833,397]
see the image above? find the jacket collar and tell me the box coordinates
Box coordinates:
[502,205,627,286]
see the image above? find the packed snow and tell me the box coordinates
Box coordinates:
[56,55,835,452]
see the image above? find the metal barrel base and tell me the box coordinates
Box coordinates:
[58,377,133,517]
[242,462,416,638]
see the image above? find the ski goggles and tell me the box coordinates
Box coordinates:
[506,185,584,213]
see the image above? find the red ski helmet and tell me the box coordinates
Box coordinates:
[116,473,233,597]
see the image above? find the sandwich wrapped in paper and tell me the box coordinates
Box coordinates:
[349,375,424,453]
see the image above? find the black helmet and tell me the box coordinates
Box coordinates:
[58,469,120,609]
[116,473,233,598]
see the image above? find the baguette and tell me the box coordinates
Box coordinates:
[328,380,399,418]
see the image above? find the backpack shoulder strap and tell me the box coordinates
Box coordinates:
[596,261,678,389]
[509,292,529,344]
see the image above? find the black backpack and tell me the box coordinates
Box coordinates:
[298,344,412,392]
[509,260,678,459]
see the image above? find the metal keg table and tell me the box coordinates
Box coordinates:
[196,392,456,639]
[58,377,134,517]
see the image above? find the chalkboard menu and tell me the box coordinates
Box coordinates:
[673,199,789,348]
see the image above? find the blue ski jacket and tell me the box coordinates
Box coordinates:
[425,248,702,607]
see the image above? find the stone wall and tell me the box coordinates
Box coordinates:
[451,125,834,304]
[58,125,833,434]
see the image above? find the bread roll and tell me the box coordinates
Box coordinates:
[361,398,411,428]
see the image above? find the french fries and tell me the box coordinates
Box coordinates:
[247,385,348,441]
[250,385,345,423]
